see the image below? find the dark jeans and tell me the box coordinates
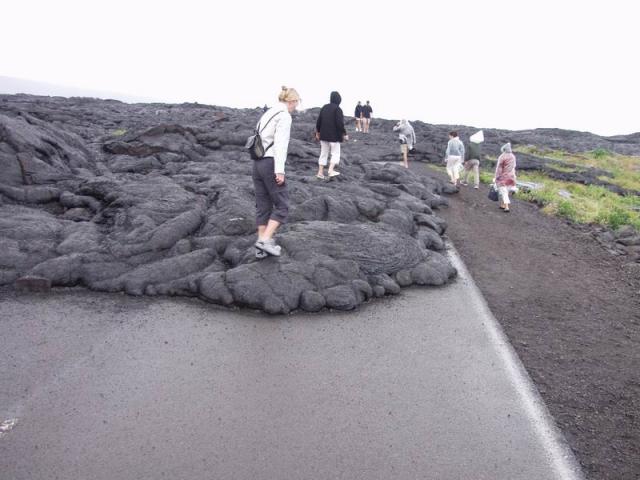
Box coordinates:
[252,157,289,226]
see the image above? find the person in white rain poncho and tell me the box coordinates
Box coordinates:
[444,131,465,186]
[393,119,416,168]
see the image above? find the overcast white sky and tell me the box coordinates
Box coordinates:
[2,0,639,136]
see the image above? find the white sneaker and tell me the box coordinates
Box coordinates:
[328,171,340,177]
[255,239,281,257]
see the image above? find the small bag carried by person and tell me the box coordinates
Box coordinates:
[488,183,499,201]
[245,111,281,160]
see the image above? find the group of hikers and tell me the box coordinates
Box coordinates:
[443,130,517,212]
[354,101,373,133]
[251,87,517,258]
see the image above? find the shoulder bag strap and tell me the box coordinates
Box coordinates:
[256,110,282,134]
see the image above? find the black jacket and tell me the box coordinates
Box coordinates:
[355,104,362,117]
[465,142,482,161]
[316,91,346,142]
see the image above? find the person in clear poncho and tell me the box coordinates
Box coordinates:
[393,119,416,168]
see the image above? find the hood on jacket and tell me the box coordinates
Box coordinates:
[330,91,342,105]
[501,142,512,154]
[470,130,484,144]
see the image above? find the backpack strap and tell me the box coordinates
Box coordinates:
[256,110,282,134]
[257,111,283,155]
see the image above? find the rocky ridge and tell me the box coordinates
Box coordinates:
[0,94,457,313]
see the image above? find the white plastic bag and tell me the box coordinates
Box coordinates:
[470,130,484,143]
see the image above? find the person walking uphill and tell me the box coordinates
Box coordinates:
[354,101,363,132]
[445,131,465,186]
[252,86,300,258]
[393,119,416,168]
[361,100,373,133]
[461,130,484,189]
[315,91,348,179]
[493,142,517,212]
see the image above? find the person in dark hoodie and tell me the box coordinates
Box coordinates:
[315,91,348,178]
[354,101,363,132]
[361,100,373,133]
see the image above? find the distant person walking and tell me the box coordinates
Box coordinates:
[354,101,363,132]
[445,131,465,186]
[361,100,373,133]
[315,91,348,179]
[493,142,517,213]
[252,86,300,257]
[461,130,484,189]
[393,119,416,168]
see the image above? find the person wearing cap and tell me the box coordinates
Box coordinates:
[461,130,483,189]
[493,142,517,212]
[393,119,416,168]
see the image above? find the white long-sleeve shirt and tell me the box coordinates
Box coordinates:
[257,102,292,174]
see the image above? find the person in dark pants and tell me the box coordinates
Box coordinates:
[361,100,373,133]
[252,86,300,258]
[315,91,348,179]
[354,101,363,132]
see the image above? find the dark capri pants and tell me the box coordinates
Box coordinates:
[252,157,289,226]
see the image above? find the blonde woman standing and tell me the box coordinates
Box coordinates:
[493,142,517,213]
[253,86,300,257]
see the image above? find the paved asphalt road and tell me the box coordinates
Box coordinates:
[0,249,584,480]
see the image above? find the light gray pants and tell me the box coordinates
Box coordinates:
[463,159,480,186]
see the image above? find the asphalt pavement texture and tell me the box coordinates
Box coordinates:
[0,248,584,480]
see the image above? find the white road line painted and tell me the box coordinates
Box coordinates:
[446,244,586,480]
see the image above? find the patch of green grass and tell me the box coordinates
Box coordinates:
[557,199,577,218]
[514,145,640,192]
[592,148,611,159]
[515,145,568,160]
[515,171,640,230]
[112,128,127,137]
[479,170,494,184]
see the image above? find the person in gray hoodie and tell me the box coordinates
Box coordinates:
[393,119,416,168]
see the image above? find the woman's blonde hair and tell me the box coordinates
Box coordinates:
[278,86,300,103]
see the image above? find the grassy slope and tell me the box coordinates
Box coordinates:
[427,148,640,230]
